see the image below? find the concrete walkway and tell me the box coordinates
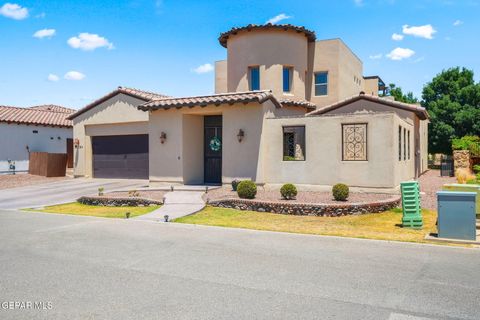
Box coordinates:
[136,191,205,222]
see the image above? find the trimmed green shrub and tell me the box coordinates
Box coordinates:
[237,180,257,199]
[473,165,480,174]
[452,135,480,155]
[280,183,298,200]
[332,183,349,201]
[232,179,240,191]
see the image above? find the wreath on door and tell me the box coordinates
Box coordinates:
[209,136,221,151]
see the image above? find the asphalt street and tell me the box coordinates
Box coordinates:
[1,210,479,319]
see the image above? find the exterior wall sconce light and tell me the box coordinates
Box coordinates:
[237,129,245,142]
[160,132,167,144]
[73,138,80,148]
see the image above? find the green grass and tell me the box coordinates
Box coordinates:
[175,206,441,244]
[25,202,160,218]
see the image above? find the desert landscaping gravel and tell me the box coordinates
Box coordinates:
[418,169,456,210]
[0,173,69,190]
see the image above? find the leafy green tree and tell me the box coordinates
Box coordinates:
[384,83,419,104]
[422,67,480,154]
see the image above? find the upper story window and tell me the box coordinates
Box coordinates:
[314,72,328,96]
[283,66,293,93]
[283,126,305,161]
[249,66,260,91]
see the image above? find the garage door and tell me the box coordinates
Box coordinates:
[92,134,148,179]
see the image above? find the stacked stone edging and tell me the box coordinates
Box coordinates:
[209,196,401,217]
[78,196,162,207]
[453,150,471,171]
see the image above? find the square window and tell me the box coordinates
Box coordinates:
[249,66,260,91]
[314,72,328,96]
[342,123,367,161]
[283,126,305,161]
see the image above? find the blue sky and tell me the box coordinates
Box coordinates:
[0,0,479,109]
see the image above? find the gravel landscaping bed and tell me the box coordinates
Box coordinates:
[418,169,456,210]
[102,190,167,201]
[0,173,69,190]
[205,187,394,204]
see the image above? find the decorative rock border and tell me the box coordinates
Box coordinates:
[208,196,401,217]
[78,196,163,207]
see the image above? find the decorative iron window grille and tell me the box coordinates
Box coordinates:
[342,123,367,161]
[283,126,305,161]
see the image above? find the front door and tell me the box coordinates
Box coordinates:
[204,115,222,184]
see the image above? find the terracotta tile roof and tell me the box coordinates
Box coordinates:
[29,104,76,114]
[138,90,282,111]
[68,86,170,120]
[219,24,316,48]
[0,105,73,127]
[306,93,429,120]
[279,98,316,110]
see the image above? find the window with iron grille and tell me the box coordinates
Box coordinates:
[283,126,305,161]
[342,123,367,161]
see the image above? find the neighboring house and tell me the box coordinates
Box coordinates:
[70,24,428,191]
[0,104,74,173]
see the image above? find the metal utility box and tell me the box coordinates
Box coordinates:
[437,191,477,241]
[442,184,480,216]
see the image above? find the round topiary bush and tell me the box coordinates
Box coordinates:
[280,183,298,200]
[332,183,349,201]
[237,180,257,199]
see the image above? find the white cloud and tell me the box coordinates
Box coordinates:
[413,56,425,63]
[33,28,56,39]
[391,33,404,41]
[453,20,463,26]
[369,53,382,60]
[47,74,59,82]
[402,24,436,39]
[265,13,292,24]
[64,71,86,81]
[386,47,415,60]
[35,12,45,18]
[192,63,214,74]
[0,3,29,20]
[67,33,114,51]
[354,0,364,6]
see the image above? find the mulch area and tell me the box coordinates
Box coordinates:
[104,190,167,201]
[418,169,456,210]
[0,173,69,190]
[205,187,395,205]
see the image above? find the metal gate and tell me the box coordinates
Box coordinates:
[440,155,454,177]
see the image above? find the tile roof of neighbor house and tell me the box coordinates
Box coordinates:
[306,93,429,120]
[0,105,74,127]
[219,24,317,48]
[279,98,316,109]
[30,104,76,114]
[67,86,170,120]
[138,90,315,111]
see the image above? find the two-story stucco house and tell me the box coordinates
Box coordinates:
[69,24,428,191]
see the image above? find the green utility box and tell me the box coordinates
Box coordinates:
[400,181,423,229]
[442,184,480,217]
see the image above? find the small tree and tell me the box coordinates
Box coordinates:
[382,83,418,104]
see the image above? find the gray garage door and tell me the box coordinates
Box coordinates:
[92,135,148,179]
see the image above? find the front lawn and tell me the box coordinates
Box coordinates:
[25,202,160,218]
[175,206,439,244]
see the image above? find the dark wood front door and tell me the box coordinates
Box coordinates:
[66,138,74,168]
[204,115,222,184]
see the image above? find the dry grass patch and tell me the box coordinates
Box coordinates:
[175,206,440,244]
[25,202,160,219]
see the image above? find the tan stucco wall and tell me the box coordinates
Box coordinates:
[72,93,149,177]
[307,39,363,107]
[226,29,308,99]
[147,101,306,184]
[363,78,379,96]
[393,116,416,185]
[215,60,228,94]
[262,113,398,189]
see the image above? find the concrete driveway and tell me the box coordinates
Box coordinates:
[0,178,147,209]
[1,210,479,319]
